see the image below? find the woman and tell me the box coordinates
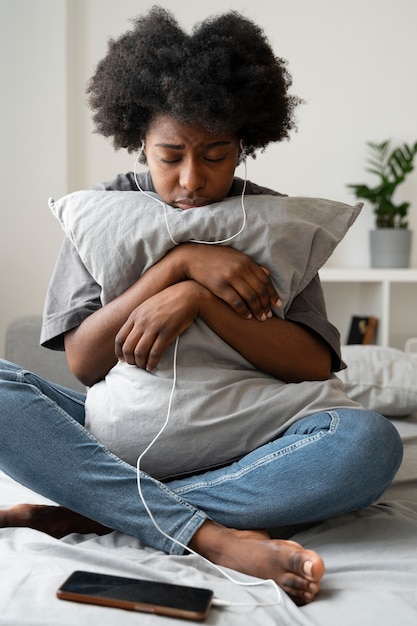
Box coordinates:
[0,7,402,605]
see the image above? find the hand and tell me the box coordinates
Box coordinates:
[114,281,204,371]
[173,243,281,321]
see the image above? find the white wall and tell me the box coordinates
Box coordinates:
[0,0,67,357]
[1,0,417,357]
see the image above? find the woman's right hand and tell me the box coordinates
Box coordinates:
[114,280,206,372]
[170,243,281,322]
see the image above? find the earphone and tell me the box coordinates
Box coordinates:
[239,138,245,158]
[133,140,247,246]
[133,143,281,608]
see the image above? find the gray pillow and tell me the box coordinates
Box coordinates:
[48,190,362,477]
[339,345,417,416]
[49,190,361,316]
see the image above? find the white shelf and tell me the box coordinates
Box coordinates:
[320,268,417,282]
[319,268,417,348]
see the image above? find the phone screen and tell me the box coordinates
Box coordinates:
[57,570,214,621]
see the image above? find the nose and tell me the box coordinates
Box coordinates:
[179,156,205,192]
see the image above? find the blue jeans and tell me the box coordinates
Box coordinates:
[0,359,403,555]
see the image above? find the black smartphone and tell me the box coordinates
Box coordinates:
[57,570,214,621]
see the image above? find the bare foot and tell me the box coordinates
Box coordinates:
[189,521,325,605]
[0,504,111,539]
[1,507,324,604]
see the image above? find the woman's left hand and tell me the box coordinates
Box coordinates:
[167,243,281,322]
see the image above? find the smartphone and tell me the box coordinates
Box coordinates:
[57,570,214,621]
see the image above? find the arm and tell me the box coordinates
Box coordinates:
[197,290,332,382]
[113,244,331,382]
[64,242,279,386]
[64,253,182,386]
[169,244,332,381]
[114,281,331,382]
[65,243,330,385]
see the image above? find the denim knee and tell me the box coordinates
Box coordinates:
[338,409,403,507]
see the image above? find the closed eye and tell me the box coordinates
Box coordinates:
[205,156,226,163]
[159,156,226,164]
[159,156,181,164]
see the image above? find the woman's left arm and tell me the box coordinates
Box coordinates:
[197,289,332,382]
[169,242,332,382]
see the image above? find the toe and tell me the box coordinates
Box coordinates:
[292,548,325,582]
[280,574,320,605]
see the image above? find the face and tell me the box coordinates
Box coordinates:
[143,114,240,209]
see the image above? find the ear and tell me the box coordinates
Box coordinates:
[237,139,246,165]
[137,140,147,164]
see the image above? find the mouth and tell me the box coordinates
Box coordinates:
[174,198,212,210]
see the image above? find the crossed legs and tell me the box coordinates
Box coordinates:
[0,360,402,604]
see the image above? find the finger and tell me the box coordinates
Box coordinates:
[234,271,275,320]
[225,280,269,321]
[137,326,177,372]
[257,266,281,307]
[244,286,271,320]
[141,335,167,372]
[133,332,156,370]
[218,275,271,321]
[214,283,254,319]
[116,321,150,368]
[115,320,134,361]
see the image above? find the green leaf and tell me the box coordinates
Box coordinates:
[346,138,417,227]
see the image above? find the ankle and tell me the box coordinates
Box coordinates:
[188,520,232,561]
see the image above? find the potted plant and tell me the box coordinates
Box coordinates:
[347,139,417,267]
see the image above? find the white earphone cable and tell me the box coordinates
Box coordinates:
[135,337,281,608]
[133,148,248,246]
[133,147,281,607]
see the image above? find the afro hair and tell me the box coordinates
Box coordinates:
[86,6,302,157]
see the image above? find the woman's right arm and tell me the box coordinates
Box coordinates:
[64,254,182,386]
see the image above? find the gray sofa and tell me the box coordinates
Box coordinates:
[5,315,85,392]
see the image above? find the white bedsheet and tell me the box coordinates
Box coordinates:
[1,414,417,626]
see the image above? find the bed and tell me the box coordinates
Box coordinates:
[1,414,417,626]
[2,317,417,625]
